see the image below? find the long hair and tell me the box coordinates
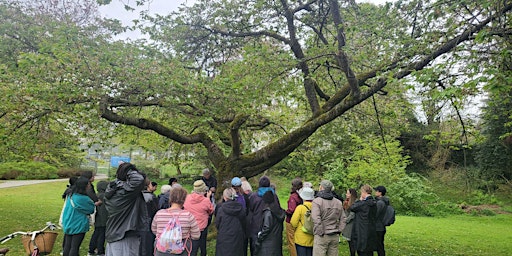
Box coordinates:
[344,188,358,210]
[262,190,282,216]
[72,176,89,195]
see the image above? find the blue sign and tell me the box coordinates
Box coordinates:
[110,156,131,168]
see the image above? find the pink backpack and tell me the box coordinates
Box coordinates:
[155,212,187,254]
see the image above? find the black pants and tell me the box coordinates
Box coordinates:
[139,230,156,256]
[63,233,85,256]
[357,251,374,256]
[376,230,386,256]
[89,226,106,254]
[191,228,208,256]
[347,239,357,256]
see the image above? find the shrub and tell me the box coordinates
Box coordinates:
[0,161,58,179]
[387,174,444,216]
[57,168,90,178]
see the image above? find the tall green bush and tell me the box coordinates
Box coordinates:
[0,161,58,179]
[325,134,410,189]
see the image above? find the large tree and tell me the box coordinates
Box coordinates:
[1,0,511,182]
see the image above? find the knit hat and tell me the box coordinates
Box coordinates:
[259,176,271,188]
[262,190,275,204]
[320,180,333,192]
[299,187,315,201]
[193,180,208,193]
[231,177,242,187]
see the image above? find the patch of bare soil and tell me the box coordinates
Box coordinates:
[460,204,510,214]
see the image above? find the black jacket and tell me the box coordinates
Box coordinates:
[256,206,285,256]
[94,181,109,227]
[215,200,246,256]
[375,196,390,232]
[104,170,148,242]
[350,195,378,252]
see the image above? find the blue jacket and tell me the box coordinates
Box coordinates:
[62,193,95,235]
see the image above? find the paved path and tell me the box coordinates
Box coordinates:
[0,174,108,189]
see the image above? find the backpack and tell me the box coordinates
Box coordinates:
[382,205,396,226]
[300,204,314,234]
[155,213,185,254]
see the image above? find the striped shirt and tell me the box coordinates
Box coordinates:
[151,208,201,240]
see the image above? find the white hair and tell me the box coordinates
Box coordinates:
[241,180,253,192]
[161,184,172,194]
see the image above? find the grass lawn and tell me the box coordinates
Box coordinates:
[0,179,511,255]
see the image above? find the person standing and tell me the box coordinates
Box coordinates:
[248,176,280,256]
[140,178,160,256]
[88,180,109,256]
[158,184,172,209]
[285,178,303,256]
[81,170,99,203]
[184,180,214,256]
[152,187,201,256]
[201,168,218,221]
[290,187,315,256]
[168,177,179,186]
[149,181,158,193]
[104,162,148,256]
[62,176,95,256]
[231,177,251,256]
[201,168,217,195]
[215,188,247,256]
[350,184,378,256]
[374,186,389,256]
[311,180,345,256]
[342,188,358,256]
[255,191,285,256]
[241,177,253,195]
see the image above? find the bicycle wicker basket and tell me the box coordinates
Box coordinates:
[21,232,58,255]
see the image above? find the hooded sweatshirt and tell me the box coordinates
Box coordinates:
[215,200,246,256]
[184,192,214,230]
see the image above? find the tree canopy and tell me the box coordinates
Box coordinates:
[1,0,511,182]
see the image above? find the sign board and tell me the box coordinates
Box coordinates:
[110,156,131,168]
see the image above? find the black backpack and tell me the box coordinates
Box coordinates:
[382,205,396,226]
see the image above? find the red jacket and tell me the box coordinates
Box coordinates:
[285,191,303,223]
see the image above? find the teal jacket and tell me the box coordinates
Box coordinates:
[62,193,95,235]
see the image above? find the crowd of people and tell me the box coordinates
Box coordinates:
[59,163,392,256]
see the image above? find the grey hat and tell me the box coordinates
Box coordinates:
[320,180,333,192]
[299,187,315,201]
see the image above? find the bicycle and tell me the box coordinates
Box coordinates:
[0,222,59,256]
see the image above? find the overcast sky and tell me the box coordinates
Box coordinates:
[98,0,390,40]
